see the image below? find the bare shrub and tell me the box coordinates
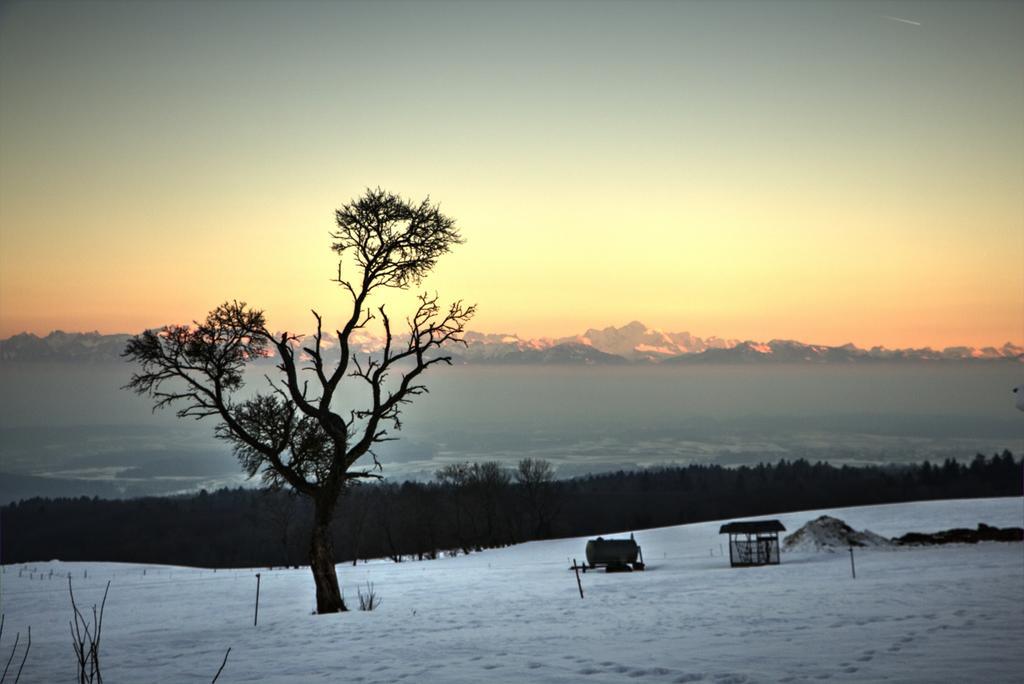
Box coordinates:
[357,582,381,611]
[69,578,109,684]
[1,615,32,684]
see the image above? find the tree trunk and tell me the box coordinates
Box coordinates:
[309,499,346,613]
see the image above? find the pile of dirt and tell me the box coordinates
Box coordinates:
[894,523,1023,546]
[783,515,892,552]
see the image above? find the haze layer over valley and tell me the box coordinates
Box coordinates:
[2,325,1021,503]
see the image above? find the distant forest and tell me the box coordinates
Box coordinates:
[2,452,1020,567]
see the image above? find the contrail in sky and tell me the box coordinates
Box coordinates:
[883,15,922,27]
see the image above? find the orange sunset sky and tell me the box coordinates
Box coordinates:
[1,1,1022,349]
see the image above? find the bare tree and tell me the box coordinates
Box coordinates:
[259,489,299,567]
[124,189,474,613]
[515,458,559,538]
[374,487,405,563]
[471,462,512,546]
[335,482,371,566]
[435,461,512,548]
[435,462,478,553]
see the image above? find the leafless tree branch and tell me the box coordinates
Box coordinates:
[123,189,473,614]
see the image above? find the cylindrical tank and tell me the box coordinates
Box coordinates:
[585,537,639,567]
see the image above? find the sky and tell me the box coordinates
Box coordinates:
[1,0,1022,349]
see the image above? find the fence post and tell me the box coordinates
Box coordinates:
[572,559,584,599]
[848,546,856,579]
[254,573,262,625]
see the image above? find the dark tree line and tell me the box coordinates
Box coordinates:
[2,452,1019,568]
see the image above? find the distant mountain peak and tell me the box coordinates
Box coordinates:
[1,326,1021,365]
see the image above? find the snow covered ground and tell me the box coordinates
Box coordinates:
[3,497,1022,683]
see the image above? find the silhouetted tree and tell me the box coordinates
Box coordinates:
[470,462,512,545]
[123,189,474,613]
[260,488,299,566]
[335,483,371,566]
[435,462,477,552]
[515,458,559,538]
[435,461,514,548]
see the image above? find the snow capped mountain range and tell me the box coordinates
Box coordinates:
[452,322,1022,364]
[0,330,133,362]
[1,323,1021,364]
[553,321,737,361]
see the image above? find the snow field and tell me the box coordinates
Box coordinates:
[2,497,1022,683]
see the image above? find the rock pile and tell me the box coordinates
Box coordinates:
[783,515,892,552]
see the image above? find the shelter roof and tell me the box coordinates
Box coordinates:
[719,520,786,534]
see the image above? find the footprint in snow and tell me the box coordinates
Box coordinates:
[629,667,673,677]
[714,674,750,684]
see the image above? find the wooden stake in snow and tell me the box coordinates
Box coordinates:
[211,647,231,683]
[15,625,31,683]
[254,573,261,626]
[849,545,856,579]
[572,559,584,599]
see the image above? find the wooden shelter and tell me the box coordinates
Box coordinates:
[719,520,785,567]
